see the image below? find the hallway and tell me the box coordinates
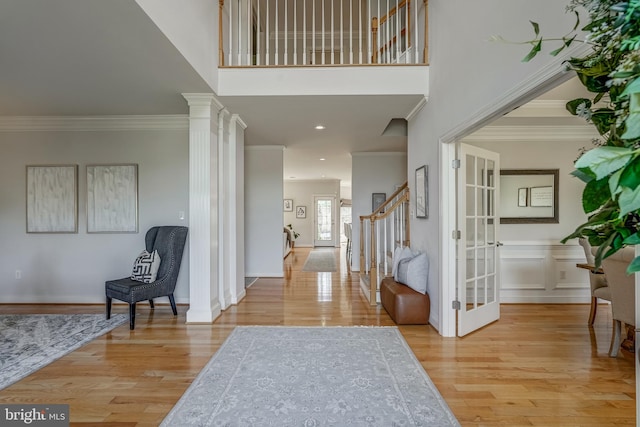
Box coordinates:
[0,246,635,426]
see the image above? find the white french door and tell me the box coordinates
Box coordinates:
[314,196,335,247]
[457,144,501,336]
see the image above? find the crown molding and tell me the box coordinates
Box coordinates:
[0,115,189,132]
[406,96,427,122]
[351,151,407,157]
[245,145,285,151]
[506,100,572,117]
[462,125,598,142]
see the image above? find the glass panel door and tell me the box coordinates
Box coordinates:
[314,196,335,247]
[458,144,501,336]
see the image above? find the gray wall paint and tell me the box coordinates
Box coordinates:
[408,0,578,330]
[351,152,407,271]
[244,146,284,277]
[0,129,190,303]
[284,179,341,248]
[469,139,587,241]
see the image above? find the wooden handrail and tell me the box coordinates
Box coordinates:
[379,0,409,26]
[372,181,408,216]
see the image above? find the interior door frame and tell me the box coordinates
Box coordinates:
[437,57,579,338]
[313,194,337,247]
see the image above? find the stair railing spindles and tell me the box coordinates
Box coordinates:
[423,0,428,63]
[219,0,225,66]
[284,0,288,65]
[275,0,279,65]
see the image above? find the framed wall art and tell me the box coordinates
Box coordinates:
[26,165,78,233]
[372,193,386,213]
[284,199,293,212]
[296,205,306,218]
[415,165,428,218]
[87,164,138,233]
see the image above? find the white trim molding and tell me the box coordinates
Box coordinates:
[0,115,189,131]
[463,125,598,142]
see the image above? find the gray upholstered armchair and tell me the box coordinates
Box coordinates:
[601,246,636,357]
[106,226,188,330]
[578,238,611,325]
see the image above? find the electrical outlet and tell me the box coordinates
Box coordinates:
[15,270,21,279]
[178,211,185,220]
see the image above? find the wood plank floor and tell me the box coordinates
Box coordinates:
[0,247,635,426]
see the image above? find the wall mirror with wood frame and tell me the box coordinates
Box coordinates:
[500,169,559,224]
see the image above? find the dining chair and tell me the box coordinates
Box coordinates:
[600,246,636,357]
[578,238,611,325]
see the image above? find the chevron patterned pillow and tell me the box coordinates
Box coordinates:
[131,250,161,283]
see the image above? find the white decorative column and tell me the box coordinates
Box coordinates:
[183,93,224,323]
[217,108,231,310]
[229,114,247,304]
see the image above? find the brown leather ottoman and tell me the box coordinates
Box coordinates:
[380,277,430,325]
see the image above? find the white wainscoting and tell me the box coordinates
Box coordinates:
[499,241,590,303]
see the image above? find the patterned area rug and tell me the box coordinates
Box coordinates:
[0,313,127,390]
[302,249,337,272]
[162,326,460,426]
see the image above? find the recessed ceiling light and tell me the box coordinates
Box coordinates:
[315,125,326,130]
[290,176,296,179]
[319,158,326,161]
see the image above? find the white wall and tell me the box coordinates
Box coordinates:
[465,138,591,302]
[284,179,341,248]
[468,139,588,241]
[136,0,218,90]
[408,0,579,332]
[245,146,284,277]
[351,152,407,271]
[0,125,190,303]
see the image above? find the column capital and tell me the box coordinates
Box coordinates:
[231,114,248,130]
[182,93,225,111]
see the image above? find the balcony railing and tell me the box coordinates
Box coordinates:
[219,0,428,67]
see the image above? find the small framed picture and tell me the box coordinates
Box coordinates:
[372,193,386,213]
[284,199,293,212]
[517,188,528,207]
[296,206,306,218]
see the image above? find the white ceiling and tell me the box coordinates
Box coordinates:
[0,1,591,196]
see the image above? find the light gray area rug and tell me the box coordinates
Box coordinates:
[0,313,127,390]
[162,326,460,426]
[302,249,338,272]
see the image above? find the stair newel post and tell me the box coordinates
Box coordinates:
[404,191,411,247]
[219,0,225,66]
[369,215,377,305]
[371,17,378,63]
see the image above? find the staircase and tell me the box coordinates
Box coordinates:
[359,182,410,305]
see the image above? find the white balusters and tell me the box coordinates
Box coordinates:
[221,0,424,67]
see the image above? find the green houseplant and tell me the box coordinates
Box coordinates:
[508,0,640,272]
